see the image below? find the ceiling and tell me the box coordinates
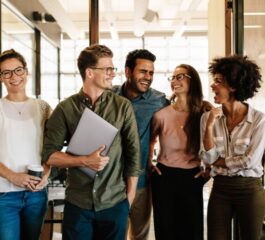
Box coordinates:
[45,0,209,39]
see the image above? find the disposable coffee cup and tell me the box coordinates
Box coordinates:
[27,164,43,178]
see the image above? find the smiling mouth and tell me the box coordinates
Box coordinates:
[9,80,22,86]
[139,80,150,87]
[172,84,181,89]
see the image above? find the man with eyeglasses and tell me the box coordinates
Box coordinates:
[42,44,141,240]
[113,49,169,240]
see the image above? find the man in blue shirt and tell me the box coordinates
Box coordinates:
[113,49,169,240]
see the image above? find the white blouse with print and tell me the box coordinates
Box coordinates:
[200,105,265,177]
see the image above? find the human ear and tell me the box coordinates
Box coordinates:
[125,67,132,79]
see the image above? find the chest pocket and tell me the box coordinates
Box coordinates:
[234,138,250,155]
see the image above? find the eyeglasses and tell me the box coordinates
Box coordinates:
[91,67,117,75]
[0,66,26,79]
[168,73,191,82]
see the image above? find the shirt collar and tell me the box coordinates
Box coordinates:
[220,103,253,124]
[77,88,109,107]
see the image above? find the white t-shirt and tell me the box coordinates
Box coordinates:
[0,98,51,192]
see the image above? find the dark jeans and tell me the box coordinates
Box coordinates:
[63,199,130,240]
[151,163,204,240]
[208,175,265,240]
[0,189,48,240]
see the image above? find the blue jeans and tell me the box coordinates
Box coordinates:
[63,199,130,240]
[0,189,48,240]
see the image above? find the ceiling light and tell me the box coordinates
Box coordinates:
[244,25,262,29]
[173,21,187,38]
[244,12,265,16]
[148,0,163,11]
[109,23,119,40]
[179,0,193,11]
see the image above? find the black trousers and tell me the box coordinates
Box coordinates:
[151,163,205,240]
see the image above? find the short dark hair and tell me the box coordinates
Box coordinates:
[209,55,262,101]
[125,49,156,71]
[0,49,27,70]
[77,44,113,81]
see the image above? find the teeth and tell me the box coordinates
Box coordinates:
[10,81,20,86]
[140,81,149,86]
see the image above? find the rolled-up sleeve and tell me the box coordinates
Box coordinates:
[199,112,220,164]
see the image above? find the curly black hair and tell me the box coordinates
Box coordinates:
[209,55,262,101]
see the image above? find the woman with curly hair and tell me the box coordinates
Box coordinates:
[200,55,265,240]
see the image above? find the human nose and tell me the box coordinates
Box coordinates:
[144,72,152,80]
[210,82,217,90]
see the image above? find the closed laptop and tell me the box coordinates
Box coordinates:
[66,107,118,178]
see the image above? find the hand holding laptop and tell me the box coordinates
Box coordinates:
[66,108,119,178]
[81,145,110,171]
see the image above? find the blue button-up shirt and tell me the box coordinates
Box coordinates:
[113,84,169,188]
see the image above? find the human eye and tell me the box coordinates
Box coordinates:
[213,78,223,85]
[1,70,11,79]
[15,67,24,75]
[106,67,115,74]
[176,74,184,81]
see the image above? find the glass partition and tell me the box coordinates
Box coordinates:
[244,0,265,113]
[40,36,59,108]
[1,3,35,97]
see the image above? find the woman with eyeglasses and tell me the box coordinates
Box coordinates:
[149,64,211,240]
[200,55,265,240]
[0,49,51,240]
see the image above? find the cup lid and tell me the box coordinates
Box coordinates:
[27,164,44,172]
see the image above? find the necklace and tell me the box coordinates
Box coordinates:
[7,99,29,116]
[176,119,184,129]
[172,102,189,112]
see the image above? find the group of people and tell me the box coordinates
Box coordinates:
[0,44,264,240]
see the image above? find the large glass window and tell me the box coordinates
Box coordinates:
[40,36,59,108]
[1,3,35,97]
[60,36,208,99]
[244,0,265,113]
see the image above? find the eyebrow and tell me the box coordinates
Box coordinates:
[139,69,154,73]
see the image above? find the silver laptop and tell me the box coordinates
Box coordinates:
[66,108,118,178]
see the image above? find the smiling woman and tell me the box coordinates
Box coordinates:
[0,49,52,240]
[149,63,211,240]
[200,55,265,240]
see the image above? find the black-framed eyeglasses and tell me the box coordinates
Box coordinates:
[167,73,191,82]
[91,67,117,75]
[0,66,26,79]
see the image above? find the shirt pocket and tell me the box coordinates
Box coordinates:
[234,138,250,155]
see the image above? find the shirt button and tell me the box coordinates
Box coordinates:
[95,174,98,177]
[93,189,96,193]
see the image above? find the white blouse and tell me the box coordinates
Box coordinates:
[0,98,51,192]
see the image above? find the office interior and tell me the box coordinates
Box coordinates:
[0,0,265,239]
